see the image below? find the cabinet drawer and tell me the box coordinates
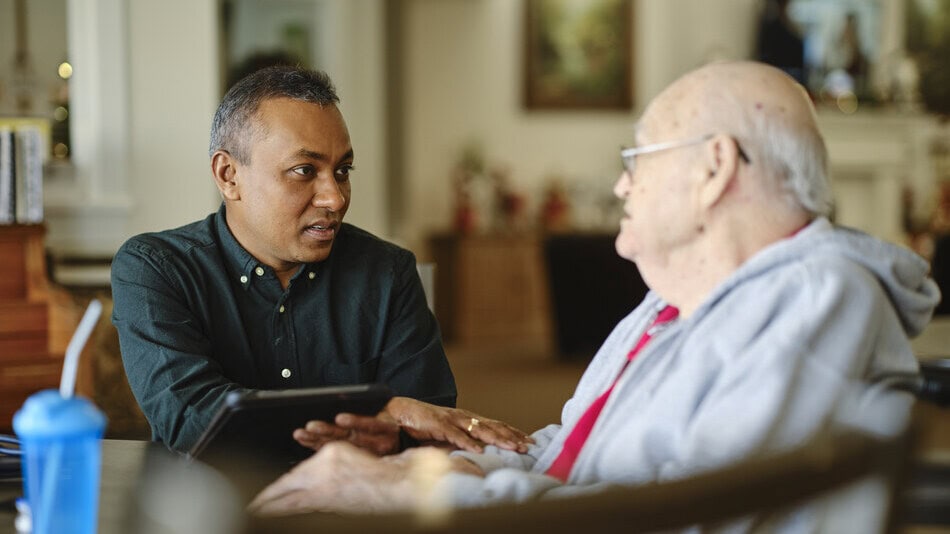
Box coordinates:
[0,357,62,431]
[0,301,48,358]
[0,301,47,335]
[0,239,27,300]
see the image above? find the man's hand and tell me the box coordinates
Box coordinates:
[248,441,413,516]
[293,412,401,456]
[292,397,534,456]
[249,442,487,517]
[386,397,534,453]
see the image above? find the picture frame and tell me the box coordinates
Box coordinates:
[523,0,633,110]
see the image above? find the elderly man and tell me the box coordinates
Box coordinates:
[248,61,939,519]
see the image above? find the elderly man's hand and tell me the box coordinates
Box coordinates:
[293,413,401,456]
[385,397,534,453]
[248,441,413,516]
[249,442,487,517]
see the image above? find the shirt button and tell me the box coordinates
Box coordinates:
[308,272,316,280]
[255,267,265,276]
[281,368,292,379]
[279,305,285,313]
[240,275,248,284]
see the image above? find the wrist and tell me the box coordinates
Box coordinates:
[384,396,414,424]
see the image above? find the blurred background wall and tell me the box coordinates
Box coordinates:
[2,0,945,262]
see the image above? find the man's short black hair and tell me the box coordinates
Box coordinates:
[208,65,340,164]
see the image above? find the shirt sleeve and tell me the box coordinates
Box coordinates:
[111,238,246,453]
[374,250,457,407]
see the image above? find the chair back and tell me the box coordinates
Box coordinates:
[249,425,912,533]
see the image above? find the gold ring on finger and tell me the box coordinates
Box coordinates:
[466,417,480,433]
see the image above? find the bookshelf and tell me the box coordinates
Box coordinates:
[0,224,62,432]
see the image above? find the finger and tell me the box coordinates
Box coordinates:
[248,468,312,514]
[323,415,399,455]
[347,431,400,456]
[335,413,400,434]
[303,420,350,439]
[439,424,484,453]
[495,421,535,442]
[249,488,318,517]
[471,420,532,451]
[454,411,530,441]
[293,428,333,451]
[248,482,296,515]
[449,455,486,477]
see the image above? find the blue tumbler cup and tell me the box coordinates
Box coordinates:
[13,390,107,534]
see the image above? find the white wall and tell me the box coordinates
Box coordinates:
[47,0,221,255]
[399,0,759,249]
[224,0,389,237]
[52,0,388,257]
[124,0,388,238]
[322,0,388,238]
[126,0,221,236]
[48,0,935,258]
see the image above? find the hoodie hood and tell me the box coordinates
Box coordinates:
[719,218,940,337]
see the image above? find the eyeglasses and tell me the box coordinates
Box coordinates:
[620,134,751,175]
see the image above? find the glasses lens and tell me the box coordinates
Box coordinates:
[621,151,634,174]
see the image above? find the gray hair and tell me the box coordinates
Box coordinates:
[700,80,833,220]
[723,91,832,217]
[208,65,340,164]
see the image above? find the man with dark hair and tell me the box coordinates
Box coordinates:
[112,66,529,455]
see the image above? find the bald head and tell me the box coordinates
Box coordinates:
[642,61,831,217]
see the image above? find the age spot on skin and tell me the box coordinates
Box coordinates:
[755,102,763,110]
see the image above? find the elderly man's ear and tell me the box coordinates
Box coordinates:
[211,151,241,200]
[697,135,742,210]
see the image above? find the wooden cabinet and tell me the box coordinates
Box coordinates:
[430,233,552,349]
[0,225,61,432]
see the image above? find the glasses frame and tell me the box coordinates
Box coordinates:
[620,134,750,175]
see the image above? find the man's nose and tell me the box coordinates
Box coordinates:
[311,177,346,211]
[613,171,631,199]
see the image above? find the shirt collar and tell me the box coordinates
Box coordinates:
[214,203,330,290]
[214,204,262,290]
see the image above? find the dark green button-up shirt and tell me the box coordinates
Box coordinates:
[111,204,456,453]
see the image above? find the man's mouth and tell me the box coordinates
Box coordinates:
[304,222,338,240]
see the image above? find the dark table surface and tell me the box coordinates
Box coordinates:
[1,439,245,534]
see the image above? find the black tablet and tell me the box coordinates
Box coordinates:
[188,383,393,473]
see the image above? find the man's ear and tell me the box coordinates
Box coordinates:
[698,134,741,210]
[211,150,240,200]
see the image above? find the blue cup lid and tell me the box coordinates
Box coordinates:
[13,390,107,438]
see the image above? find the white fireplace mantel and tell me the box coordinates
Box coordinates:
[818,108,942,244]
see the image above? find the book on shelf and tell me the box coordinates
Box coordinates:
[0,128,14,224]
[15,127,44,224]
[0,121,46,225]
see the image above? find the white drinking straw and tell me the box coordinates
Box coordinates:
[59,299,102,399]
[38,299,102,532]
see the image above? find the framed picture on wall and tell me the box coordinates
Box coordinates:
[523,0,633,110]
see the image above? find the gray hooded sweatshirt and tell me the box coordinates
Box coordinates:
[440,218,939,528]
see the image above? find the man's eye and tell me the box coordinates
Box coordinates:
[292,165,314,177]
[335,165,354,181]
